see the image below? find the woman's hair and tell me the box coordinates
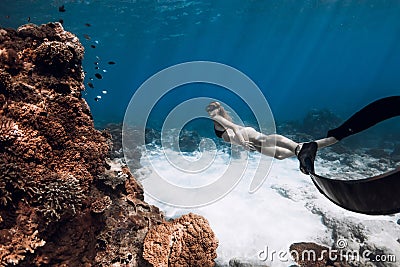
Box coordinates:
[207,101,232,122]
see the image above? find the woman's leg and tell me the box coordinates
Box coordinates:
[327,96,400,140]
[252,144,294,160]
[254,134,298,159]
[255,134,338,160]
[256,134,298,151]
[314,136,338,149]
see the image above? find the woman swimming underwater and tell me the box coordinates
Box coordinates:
[206,101,338,160]
[207,96,400,174]
[207,97,400,215]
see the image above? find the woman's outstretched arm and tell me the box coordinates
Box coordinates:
[210,114,240,131]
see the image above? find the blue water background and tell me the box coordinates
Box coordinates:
[1,0,399,134]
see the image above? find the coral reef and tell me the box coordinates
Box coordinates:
[0,21,108,265]
[0,22,218,266]
[29,174,85,224]
[93,160,164,267]
[0,202,46,266]
[143,213,218,267]
[34,41,80,77]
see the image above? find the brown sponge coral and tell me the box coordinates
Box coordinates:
[143,213,218,267]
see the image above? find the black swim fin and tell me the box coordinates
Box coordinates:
[306,96,400,215]
[297,142,318,175]
[310,168,400,215]
[327,96,400,140]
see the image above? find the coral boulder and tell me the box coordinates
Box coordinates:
[143,213,218,267]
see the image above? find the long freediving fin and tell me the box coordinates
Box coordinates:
[309,169,400,215]
[327,96,400,140]
[305,96,400,215]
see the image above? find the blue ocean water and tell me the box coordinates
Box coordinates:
[1,0,399,131]
[2,2,400,265]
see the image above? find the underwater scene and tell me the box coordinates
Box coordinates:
[0,0,400,266]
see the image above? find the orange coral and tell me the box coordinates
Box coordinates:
[0,228,46,265]
[0,22,217,267]
[91,195,112,213]
[0,22,109,265]
[143,213,218,267]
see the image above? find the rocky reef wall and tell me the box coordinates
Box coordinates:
[0,22,218,266]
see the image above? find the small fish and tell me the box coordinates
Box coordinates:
[95,73,103,79]
[89,77,93,81]
[91,45,96,48]
[85,23,91,27]
[83,34,91,40]
[102,69,107,73]
[94,97,99,101]
[94,62,98,65]
[59,5,66,12]
[102,90,107,94]
[87,82,94,88]
[95,66,99,70]
[59,19,64,24]
[27,16,30,22]
[108,61,116,65]
[5,15,10,19]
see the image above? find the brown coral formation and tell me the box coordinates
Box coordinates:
[93,165,165,266]
[0,22,218,266]
[143,213,218,267]
[0,22,109,265]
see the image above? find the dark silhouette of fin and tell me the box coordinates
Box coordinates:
[327,96,400,140]
[297,142,318,175]
[301,96,400,215]
[310,169,400,215]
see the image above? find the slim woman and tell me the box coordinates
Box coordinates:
[206,101,338,172]
[207,96,400,174]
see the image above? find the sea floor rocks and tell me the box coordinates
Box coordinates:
[289,242,350,267]
[227,258,269,267]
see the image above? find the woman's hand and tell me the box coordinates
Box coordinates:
[232,127,256,151]
[241,140,256,151]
